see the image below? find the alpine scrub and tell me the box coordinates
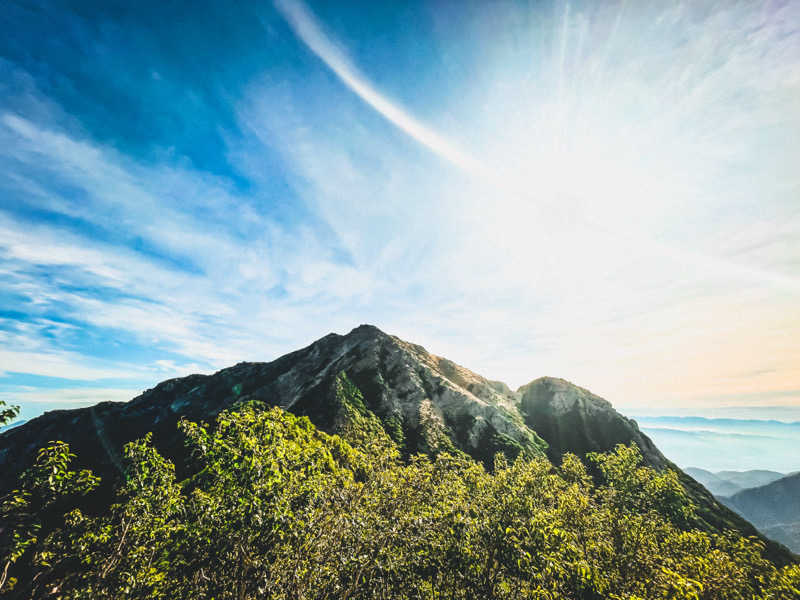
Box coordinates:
[2,382,798,599]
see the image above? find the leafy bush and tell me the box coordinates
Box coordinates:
[2,393,798,599]
[0,401,19,428]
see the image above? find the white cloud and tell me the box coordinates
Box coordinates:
[4,386,140,405]
[0,342,139,380]
[273,0,487,176]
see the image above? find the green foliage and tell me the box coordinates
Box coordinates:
[488,431,529,462]
[335,372,368,416]
[588,444,695,526]
[1,441,99,594]
[38,434,185,599]
[472,423,543,468]
[383,414,405,448]
[2,402,799,599]
[333,372,400,468]
[0,400,19,428]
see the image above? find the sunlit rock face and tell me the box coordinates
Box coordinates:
[241,323,550,464]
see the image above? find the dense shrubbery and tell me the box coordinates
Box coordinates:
[1,378,799,599]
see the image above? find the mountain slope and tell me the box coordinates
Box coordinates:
[0,324,794,565]
[685,468,744,496]
[717,470,787,490]
[721,472,800,552]
[518,377,667,468]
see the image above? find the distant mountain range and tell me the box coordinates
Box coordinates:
[0,325,794,565]
[635,415,800,472]
[685,468,787,497]
[682,466,800,552]
[638,416,800,429]
[719,472,800,553]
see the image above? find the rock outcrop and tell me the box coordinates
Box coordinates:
[518,376,666,467]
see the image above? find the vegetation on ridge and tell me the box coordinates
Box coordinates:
[1,376,799,599]
[0,401,19,430]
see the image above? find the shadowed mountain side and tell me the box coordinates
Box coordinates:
[518,377,667,468]
[761,523,800,555]
[721,472,800,553]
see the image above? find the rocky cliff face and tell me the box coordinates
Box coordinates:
[0,324,793,563]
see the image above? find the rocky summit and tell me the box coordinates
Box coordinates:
[518,376,667,468]
[0,324,793,564]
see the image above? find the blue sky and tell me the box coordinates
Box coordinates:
[2,0,800,424]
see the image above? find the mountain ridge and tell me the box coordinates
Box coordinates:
[0,324,547,491]
[685,468,787,497]
[0,324,795,565]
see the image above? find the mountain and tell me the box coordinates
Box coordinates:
[0,325,546,493]
[721,472,800,553]
[685,468,786,497]
[685,468,745,497]
[518,377,667,468]
[0,324,793,564]
[0,418,26,433]
[717,470,787,490]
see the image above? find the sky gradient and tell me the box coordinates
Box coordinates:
[2,0,800,425]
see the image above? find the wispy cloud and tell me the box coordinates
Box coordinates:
[6,387,142,405]
[0,104,372,385]
[273,0,486,176]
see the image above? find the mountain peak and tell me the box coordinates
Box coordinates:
[347,323,388,337]
[0,325,547,492]
[517,375,664,467]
